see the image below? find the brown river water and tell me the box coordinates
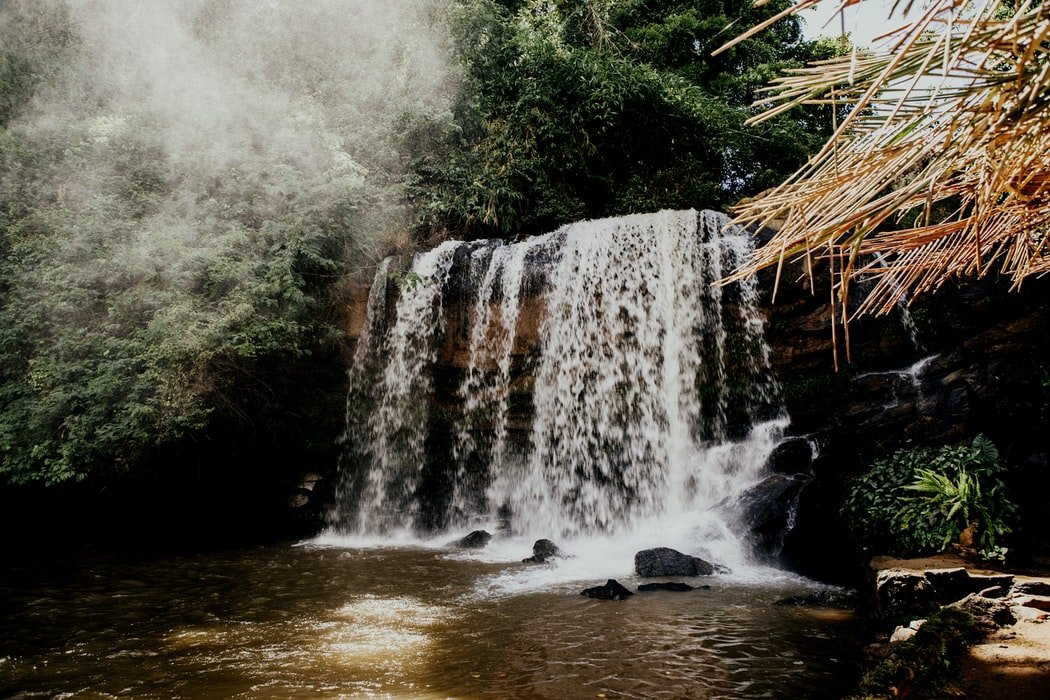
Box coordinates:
[0,542,866,699]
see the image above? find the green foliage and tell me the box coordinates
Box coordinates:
[846,607,982,700]
[0,115,352,485]
[412,0,843,238]
[0,2,406,486]
[0,2,75,127]
[843,435,1017,560]
[390,270,425,292]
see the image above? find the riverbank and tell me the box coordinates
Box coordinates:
[868,554,1050,698]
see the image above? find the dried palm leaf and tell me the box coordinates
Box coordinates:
[718,0,1050,317]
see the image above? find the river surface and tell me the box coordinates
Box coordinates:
[1,539,866,699]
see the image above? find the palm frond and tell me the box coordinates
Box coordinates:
[720,0,1050,315]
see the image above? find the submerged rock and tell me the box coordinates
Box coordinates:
[774,589,858,609]
[455,530,492,549]
[522,538,560,564]
[637,582,694,592]
[634,547,714,577]
[581,579,634,600]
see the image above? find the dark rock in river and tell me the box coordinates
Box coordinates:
[581,579,634,600]
[455,530,492,549]
[635,547,714,577]
[638,582,694,592]
[729,473,812,558]
[522,538,560,563]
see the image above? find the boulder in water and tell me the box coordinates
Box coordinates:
[728,473,811,558]
[455,530,492,549]
[522,539,560,563]
[635,547,714,577]
[581,579,634,600]
[638,582,694,592]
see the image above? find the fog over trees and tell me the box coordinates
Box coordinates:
[0,0,834,489]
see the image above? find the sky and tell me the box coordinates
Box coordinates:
[800,0,905,47]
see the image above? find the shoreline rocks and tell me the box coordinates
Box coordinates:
[872,561,1014,618]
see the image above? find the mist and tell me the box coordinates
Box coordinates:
[0,0,460,484]
[10,0,456,257]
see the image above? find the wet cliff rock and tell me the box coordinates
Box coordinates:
[763,257,1050,581]
[338,214,1050,581]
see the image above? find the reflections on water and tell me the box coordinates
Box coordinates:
[0,543,865,698]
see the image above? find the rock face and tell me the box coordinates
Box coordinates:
[522,538,560,563]
[635,547,714,577]
[771,267,1050,581]
[764,438,814,476]
[581,579,634,600]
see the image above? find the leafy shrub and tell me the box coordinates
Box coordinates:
[842,435,1017,560]
[411,0,846,240]
[846,607,982,700]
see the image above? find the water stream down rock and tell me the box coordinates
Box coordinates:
[331,209,800,565]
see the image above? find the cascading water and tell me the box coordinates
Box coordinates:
[332,209,791,571]
[334,240,463,534]
[450,234,552,521]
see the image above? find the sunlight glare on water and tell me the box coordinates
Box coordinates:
[0,544,865,699]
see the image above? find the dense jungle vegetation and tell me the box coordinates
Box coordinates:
[0,0,838,506]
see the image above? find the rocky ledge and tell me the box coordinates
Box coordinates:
[870,554,1050,698]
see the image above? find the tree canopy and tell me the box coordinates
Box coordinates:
[412,0,842,239]
[0,0,447,486]
[0,0,838,487]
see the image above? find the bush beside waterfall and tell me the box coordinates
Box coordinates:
[842,436,1018,561]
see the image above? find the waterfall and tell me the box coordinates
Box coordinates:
[334,241,462,533]
[450,234,553,522]
[332,210,789,564]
